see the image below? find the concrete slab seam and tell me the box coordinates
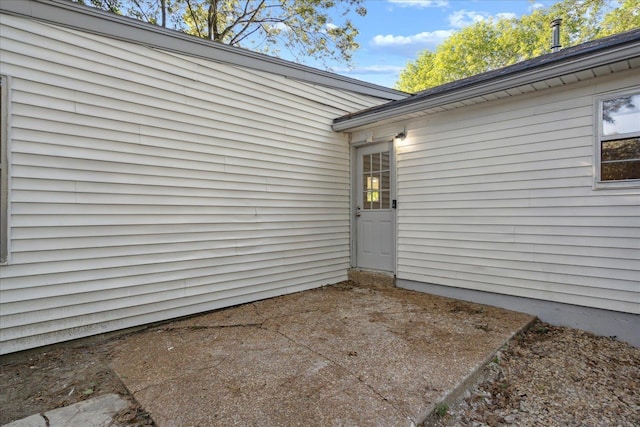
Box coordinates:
[269,325,417,425]
[417,316,539,425]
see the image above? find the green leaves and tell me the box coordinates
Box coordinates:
[598,0,640,37]
[396,0,639,93]
[74,0,124,14]
[72,0,366,67]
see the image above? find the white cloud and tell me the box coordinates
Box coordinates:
[448,10,488,28]
[448,9,517,28]
[369,7,518,58]
[530,2,546,11]
[371,30,453,47]
[325,23,338,31]
[496,12,517,21]
[388,0,449,7]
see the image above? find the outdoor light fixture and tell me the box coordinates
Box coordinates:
[394,131,406,141]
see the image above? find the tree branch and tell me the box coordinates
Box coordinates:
[161,0,166,27]
[222,0,266,44]
[130,0,152,23]
[229,21,264,45]
[209,0,217,41]
[185,0,203,38]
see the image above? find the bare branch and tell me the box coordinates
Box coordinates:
[81,0,365,66]
[184,0,204,38]
[230,22,264,45]
[222,0,266,44]
[130,0,152,23]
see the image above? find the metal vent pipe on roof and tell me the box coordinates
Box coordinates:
[551,18,562,52]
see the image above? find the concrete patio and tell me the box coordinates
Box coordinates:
[104,279,534,426]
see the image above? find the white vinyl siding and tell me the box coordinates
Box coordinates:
[0,75,8,264]
[0,15,385,354]
[395,70,640,315]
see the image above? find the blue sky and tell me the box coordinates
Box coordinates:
[328,0,561,88]
[112,0,566,89]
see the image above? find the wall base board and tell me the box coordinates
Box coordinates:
[397,279,639,348]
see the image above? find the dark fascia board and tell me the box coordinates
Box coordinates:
[333,29,640,131]
[0,0,408,101]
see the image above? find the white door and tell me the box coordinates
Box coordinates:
[356,142,394,272]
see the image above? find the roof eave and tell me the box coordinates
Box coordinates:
[333,41,640,132]
[0,0,408,101]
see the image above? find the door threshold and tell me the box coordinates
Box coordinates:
[348,269,396,289]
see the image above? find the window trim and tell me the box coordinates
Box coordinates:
[594,90,640,190]
[1,75,9,264]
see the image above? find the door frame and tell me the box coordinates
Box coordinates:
[350,133,399,274]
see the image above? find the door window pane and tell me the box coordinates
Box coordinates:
[381,171,390,189]
[381,190,390,209]
[363,154,371,173]
[362,192,372,209]
[366,175,380,205]
[362,149,391,210]
[381,152,390,170]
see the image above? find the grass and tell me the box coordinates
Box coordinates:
[434,403,448,418]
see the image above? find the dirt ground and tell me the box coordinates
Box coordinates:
[1,285,638,426]
[2,280,524,426]
[0,338,153,426]
[427,321,640,426]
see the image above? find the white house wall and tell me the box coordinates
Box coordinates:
[0,14,385,354]
[395,70,639,315]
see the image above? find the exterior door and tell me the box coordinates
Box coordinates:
[356,142,394,272]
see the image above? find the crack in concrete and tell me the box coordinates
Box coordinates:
[161,323,264,331]
[268,325,415,425]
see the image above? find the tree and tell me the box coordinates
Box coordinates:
[397,0,640,93]
[181,0,365,64]
[598,0,640,38]
[125,0,182,28]
[72,0,365,67]
[74,0,123,14]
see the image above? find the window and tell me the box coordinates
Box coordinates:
[362,150,390,209]
[1,76,7,263]
[597,93,640,186]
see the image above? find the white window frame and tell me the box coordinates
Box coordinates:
[1,75,9,264]
[594,90,640,190]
